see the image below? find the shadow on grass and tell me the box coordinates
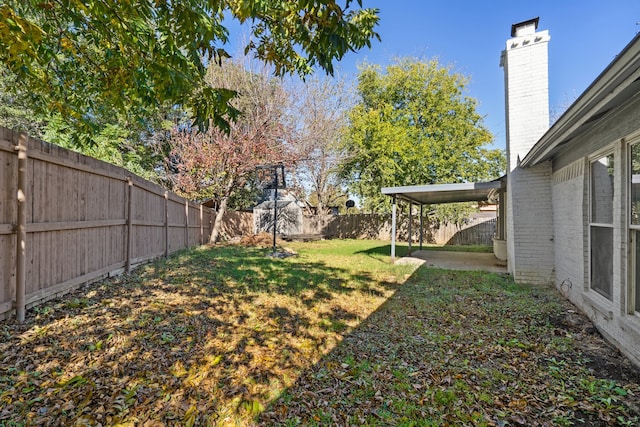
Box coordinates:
[0,243,403,425]
[354,243,409,260]
[258,265,640,426]
[355,243,492,261]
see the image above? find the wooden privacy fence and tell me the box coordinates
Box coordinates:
[222,211,496,245]
[0,128,215,320]
[431,217,497,246]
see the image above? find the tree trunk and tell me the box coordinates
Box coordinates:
[209,178,235,244]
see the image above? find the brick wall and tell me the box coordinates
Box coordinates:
[502,24,553,284]
[551,159,587,301]
[507,162,555,284]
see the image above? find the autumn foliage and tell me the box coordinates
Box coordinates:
[168,61,297,242]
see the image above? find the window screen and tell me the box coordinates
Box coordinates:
[590,154,614,300]
[631,144,640,312]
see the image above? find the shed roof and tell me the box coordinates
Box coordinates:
[254,200,297,210]
[381,180,502,205]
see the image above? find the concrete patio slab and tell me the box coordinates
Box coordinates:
[395,250,508,274]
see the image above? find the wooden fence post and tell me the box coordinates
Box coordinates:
[200,204,204,245]
[184,200,189,248]
[15,133,28,323]
[164,191,169,257]
[126,177,133,273]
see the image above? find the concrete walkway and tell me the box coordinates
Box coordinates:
[395,250,508,274]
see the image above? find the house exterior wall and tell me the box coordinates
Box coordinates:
[506,162,555,284]
[551,159,587,302]
[548,108,640,366]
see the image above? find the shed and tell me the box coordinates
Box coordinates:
[253,199,303,236]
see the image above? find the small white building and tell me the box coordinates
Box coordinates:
[384,18,640,366]
[253,193,304,236]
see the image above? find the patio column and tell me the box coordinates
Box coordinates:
[419,204,423,250]
[408,202,412,256]
[391,196,397,262]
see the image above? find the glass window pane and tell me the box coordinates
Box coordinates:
[591,154,614,224]
[631,144,640,225]
[591,226,613,299]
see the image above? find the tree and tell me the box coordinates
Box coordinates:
[0,1,380,144]
[0,66,174,180]
[341,58,505,218]
[288,76,351,223]
[168,60,295,243]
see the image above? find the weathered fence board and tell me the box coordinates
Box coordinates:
[221,210,497,246]
[0,127,214,319]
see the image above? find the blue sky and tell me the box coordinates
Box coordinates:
[332,0,640,150]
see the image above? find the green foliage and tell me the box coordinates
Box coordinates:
[341,58,506,213]
[0,64,177,180]
[41,113,167,182]
[0,1,380,144]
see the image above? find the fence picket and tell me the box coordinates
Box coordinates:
[0,127,214,320]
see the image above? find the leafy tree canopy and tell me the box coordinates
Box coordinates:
[168,59,296,242]
[341,57,505,213]
[0,1,380,145]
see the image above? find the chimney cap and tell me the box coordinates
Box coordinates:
[511,17,539,37]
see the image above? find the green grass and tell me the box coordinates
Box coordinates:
[0,239,638,426]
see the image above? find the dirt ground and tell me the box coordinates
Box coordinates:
[551,306,640,387]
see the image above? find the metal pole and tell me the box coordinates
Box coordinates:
[273,178,278,254]
[419,204,423,250]
[15,133,28,323]
[391,196,397,263]
[408,202,413,256]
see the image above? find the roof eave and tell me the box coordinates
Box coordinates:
[521,33,640,167]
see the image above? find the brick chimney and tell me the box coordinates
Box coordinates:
[499,18,555,285]
[500,17,550,172]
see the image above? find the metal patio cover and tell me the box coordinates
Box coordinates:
[381,181,502,205]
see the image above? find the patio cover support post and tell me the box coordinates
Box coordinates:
[419,204,423,250]
[15,133,28,323]
[408,202,412,256]
[391,196,397,263]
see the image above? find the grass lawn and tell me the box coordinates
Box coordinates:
[1,239,638,426]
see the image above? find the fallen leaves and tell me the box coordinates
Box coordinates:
[0,241,406,425]
[1,241,639,426]
[261,266,640,426]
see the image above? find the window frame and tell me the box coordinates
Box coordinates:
[588,149,615,300]
[628,140,640,315]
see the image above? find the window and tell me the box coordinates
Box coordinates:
[630,143,640,313]
[590,153,614,299]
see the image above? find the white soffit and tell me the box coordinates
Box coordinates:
[381,181,502,205]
